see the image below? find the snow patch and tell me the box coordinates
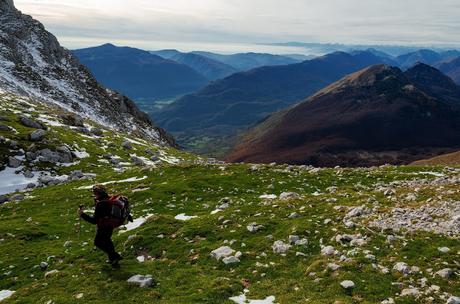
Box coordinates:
[0,167,39,195]
[175,213,198,221]
[119,214,154,234]
[0,290,15,302]
[229,290,276,304]
[76,176,148,190]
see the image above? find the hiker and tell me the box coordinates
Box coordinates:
[77,184,125,267]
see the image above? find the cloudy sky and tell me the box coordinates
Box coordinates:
[14,0,460,53]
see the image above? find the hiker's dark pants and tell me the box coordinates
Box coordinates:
[94,227,119,261]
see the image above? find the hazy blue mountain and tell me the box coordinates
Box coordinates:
[191,51,301,71]
[396,49,444,69]
[439,57,460,84]
[73,44,208,101]
[152,50,237,81]
[153,51,387,155]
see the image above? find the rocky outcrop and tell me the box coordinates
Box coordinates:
[0,0,175,146]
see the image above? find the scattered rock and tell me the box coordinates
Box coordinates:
[44,270,59,279]
[0,195,9,204]
[247,223,264,233]
[438,247,450,253]
[447,296,460,304]
[122,140,132,150]
[7,156,21,168]
[20,116,45,129]
[9,194,24,202]
[288,212,301,219]
[435,268,454,279]
[272,240,291,254]
[321,246,335,256]
[90,128,103,136]
[127,275,155,288]
[279,192,300,200]
[222,256,240,265]
[29,129,47,141]
[39,262,48,270]
[210,246,235,261]
[393,262,411,275]
[59,113,84,127]
[400,288,419,297]
[340,280,355,289]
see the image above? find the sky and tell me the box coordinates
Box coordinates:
[14,0,460,54]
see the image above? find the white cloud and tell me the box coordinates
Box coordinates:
[14,0,460,52]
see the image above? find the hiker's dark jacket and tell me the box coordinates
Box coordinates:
[81,197,112,227]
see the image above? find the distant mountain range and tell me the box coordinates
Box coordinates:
[439,57,460,84]
[73,44,209,101]
[227,64,460,166]
[190,51,303,71]
[152,51,388,155]
[150,49,238,81]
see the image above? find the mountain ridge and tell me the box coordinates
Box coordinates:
[0,1,174,145]
[227,64,460,166]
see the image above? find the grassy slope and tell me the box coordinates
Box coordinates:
[0,93,459,304]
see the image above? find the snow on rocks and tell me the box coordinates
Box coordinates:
[0,290,15,302]
[175,214,198,221]
[127,275,155,288]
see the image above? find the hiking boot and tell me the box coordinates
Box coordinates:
[109,254,123,267]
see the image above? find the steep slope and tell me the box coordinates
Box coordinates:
[405,63,460,103]
[439,57,460,84]
[1,98,460,303]
[156,51,238,81]
[154,51,386,155]
[191,51,301,71]
[73,44,209,101]
[228,65,460,166]
[0,1,173,145]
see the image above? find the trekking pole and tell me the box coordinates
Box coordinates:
[77,204,84,239]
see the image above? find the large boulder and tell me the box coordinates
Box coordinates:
[20,116,46,129]
[59,113,84,127]
[7,156,22,168]
[29,129,47,141]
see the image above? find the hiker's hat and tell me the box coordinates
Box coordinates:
[92,184,108,196]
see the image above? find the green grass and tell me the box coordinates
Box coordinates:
[0,93,459,303]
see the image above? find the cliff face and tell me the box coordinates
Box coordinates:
[0,0,175,146]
